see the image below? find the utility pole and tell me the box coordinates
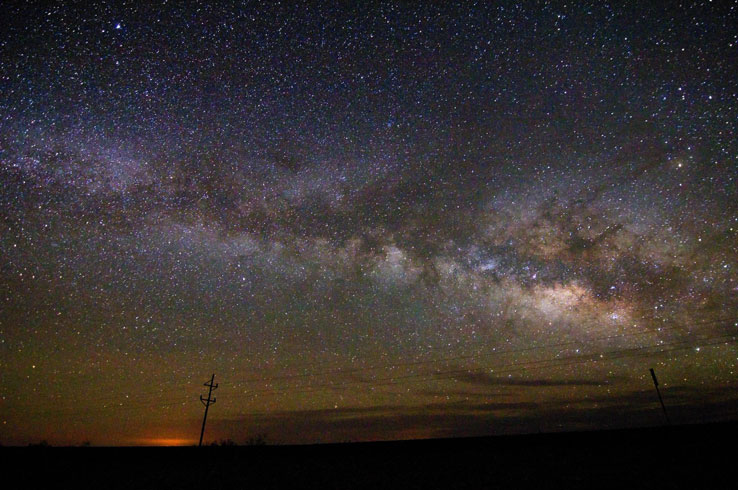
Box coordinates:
[649,368,671,425]
[199,374,218,447]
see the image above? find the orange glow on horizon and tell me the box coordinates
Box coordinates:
[135,438,195,447]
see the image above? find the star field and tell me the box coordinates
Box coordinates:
[1,2,737,446]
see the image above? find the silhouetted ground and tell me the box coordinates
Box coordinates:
[4,421,735,489]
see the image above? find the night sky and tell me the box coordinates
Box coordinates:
[1,2,737,446]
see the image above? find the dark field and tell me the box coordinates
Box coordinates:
[4,421,735,489]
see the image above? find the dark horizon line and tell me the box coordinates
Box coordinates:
[5,417,738,449]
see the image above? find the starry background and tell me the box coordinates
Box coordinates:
[1,1,737,446]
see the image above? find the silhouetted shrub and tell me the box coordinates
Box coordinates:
[246,434,267,446]
[210,438,237,447]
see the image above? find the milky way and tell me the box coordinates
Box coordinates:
[1,2,737,446]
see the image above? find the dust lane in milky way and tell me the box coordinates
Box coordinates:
[1,2,737,445]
